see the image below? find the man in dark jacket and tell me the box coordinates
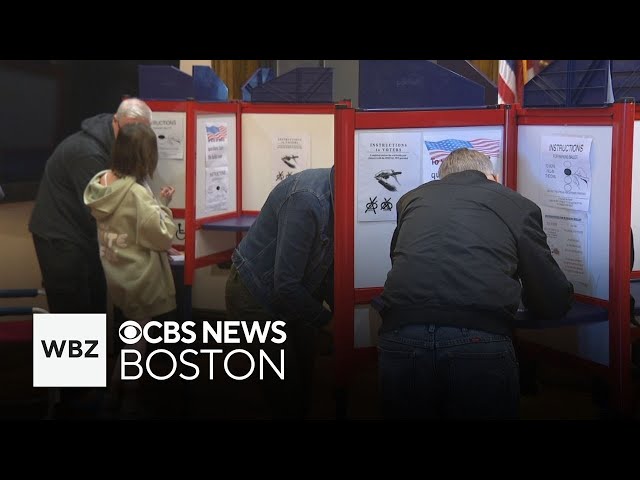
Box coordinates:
[28,98,152,418]
[29,98,152,315]
[377,148,574,419]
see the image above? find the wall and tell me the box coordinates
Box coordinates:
[211,60,264,100]
[325,60,359,108]
[470,60,498,83]
[276,60,323,76]
[0,201,48,321]
[179,60,212,76]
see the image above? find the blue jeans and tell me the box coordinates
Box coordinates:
[378,324,520,419]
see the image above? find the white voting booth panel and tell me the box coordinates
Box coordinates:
[241,113,335,211]
[517,125,613,366]
[192,112,238,311]
[194,113,238,258]
[193,110,333,311]
[149,111,187,246]
[195,113,238,220]
[149,111,187,208]
[353,125,505,346]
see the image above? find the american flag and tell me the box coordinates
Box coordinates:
[424,138,501,163]
[206,124,227,142]
[498,60,517,104]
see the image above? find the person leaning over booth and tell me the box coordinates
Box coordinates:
[225,167,335,420]
[28,97,153,418]
[29,97,152,316]
[376,148,574,420]
[84,122,177,418]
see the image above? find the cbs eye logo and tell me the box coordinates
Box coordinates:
[119,320,142,345]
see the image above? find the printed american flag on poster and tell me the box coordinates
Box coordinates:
[206,124,227,142]
[424,138,501,163]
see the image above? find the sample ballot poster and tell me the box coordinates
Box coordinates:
[541,135,592,212]
[203,121,229,215]
[151,112,184,160]
[357,131,422,222]
[543,209,589,287]
[422,128,502,184]
[272,134,311,187]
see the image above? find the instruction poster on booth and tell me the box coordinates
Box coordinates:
[541,135,592,212]
[151,112,184,160]
[357,132,422,222]
[543,209,589,287]
[203,121,229,215]
[271,134,311,187]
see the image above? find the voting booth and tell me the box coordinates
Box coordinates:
[142,61,640,416]
[511,103,635,415]
[333,105,512,414]
[333,101,637,416]
[143,98,342,313]
[141,64,344,318]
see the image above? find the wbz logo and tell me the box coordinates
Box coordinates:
[33,314,106,387]
[41,339,99,358]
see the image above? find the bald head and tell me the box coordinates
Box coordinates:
[112,98,152,138]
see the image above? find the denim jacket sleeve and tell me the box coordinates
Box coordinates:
[273,191,332,327]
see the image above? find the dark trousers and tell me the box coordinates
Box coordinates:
[32,234,106,315]
[225,265,318,420]
[378,324,520,419]
[32,233,107,418]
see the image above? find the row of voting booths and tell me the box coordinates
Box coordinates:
[142,61,640,417]
[139,65,340,321]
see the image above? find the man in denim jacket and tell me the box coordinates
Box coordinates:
[225,167,334,419]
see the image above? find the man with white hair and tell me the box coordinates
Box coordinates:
[28,98,152,417]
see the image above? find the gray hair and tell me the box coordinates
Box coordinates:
[438,148,495,179]
[115,97,152,123]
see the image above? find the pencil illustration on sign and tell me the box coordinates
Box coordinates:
[281,155,299,168]
[374,169,402,191]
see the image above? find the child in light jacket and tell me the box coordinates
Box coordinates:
[84,122,177,417]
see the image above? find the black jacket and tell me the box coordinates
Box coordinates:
[29,114,114,250]
[380,170,574,336]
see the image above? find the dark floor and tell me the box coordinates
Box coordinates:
[2,334,639,421]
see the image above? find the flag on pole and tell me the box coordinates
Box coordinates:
[498,60,517,104]
[524,60,553,83]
